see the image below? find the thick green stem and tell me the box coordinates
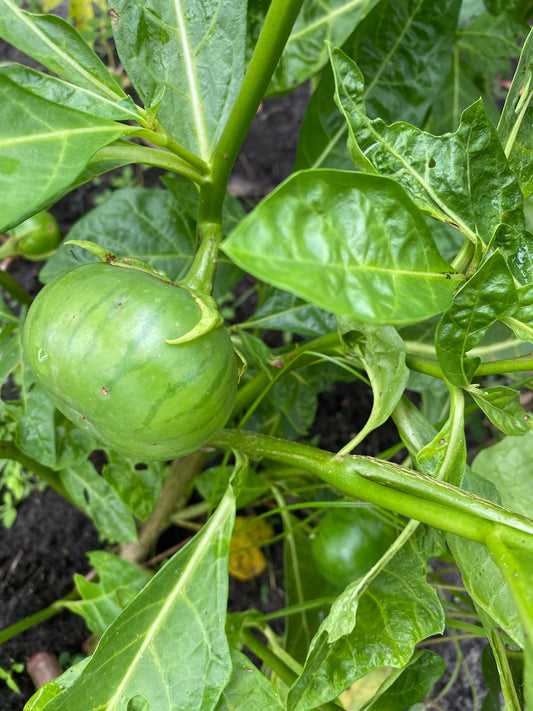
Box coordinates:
[183,0,305,292]
[92,141,208,185]
[141,121,210,176]
[210,429,533,548]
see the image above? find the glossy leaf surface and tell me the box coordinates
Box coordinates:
[0,64,140,122]
[242,288,336,337]
[223,170,460,325]
[287,529,444,711]
[449,472,524,647]
[110,0,246,160]
[0,74,128,232]
[468,385,532,436]
[339,320,409,450]
[332,47,526,245]
[0,0,125,99]
[266,0,381,95]
[360,650,446,711]
[294,0,460,170]
[45,488,235,711]
[103,454,167,521]
[435,253,518,387]
[498,28,533,199]
[59,460,138,543]
[63,551,151,637]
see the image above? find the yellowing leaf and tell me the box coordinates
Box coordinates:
[228,516,273,582]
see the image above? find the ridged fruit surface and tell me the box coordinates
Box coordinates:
[24,263,238,461]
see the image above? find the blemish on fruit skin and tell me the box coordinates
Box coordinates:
[101,386,109,395]
[37,348,48,362]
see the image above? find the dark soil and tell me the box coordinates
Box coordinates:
[0,64,487,711]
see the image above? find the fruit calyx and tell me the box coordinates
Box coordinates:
[66,239,224,345]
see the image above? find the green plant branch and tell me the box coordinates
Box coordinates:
[210,429,533,549]
[0,601,63,646]
[127,127,210,177]
[92,141,208,185]
[120,450,206,564]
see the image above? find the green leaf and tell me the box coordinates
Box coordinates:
[242,288,336,337]
[471,431,533,521]
[45,488,235,711]
[214,650,284,711]
[294,0,461,170]
[223,170,460,325]
[485,537,533,710]
[492,223,533,285]
[338,320,409,451]
[506,282,533,341]
[24,659,91,710]
[0,63,140,122]
[435,252,518,387]
[266,0,381,96]
[0,330,21,387]
[62,551,152,637]
[55,415,97,470]
[110,0,246,160]
[428,54,500,135]
[40,184,241,300]
[415,393,466,485]
[332,47,526,244]
[468,385,533,436]
[0,0,125,100]
[195,465,269,509]
[360,650,446,711]
[287,528,444,711]
[103,453,167,521]
[59,460,138,543]
[0,74,128,232]
[16,380,56,468]
[448,467,525,647]
[498,28,533,199]
[458,11,528,92]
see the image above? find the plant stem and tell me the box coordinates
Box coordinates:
[210,429,533,548]
[135,123,210,176]
[183,0,305,293]
[120,450,206,564]
[0,603,62,645]
[92,141,208,185]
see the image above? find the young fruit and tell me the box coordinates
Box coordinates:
[311,506,397,588]
[2,211,61,260]
[23,262,238,462]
